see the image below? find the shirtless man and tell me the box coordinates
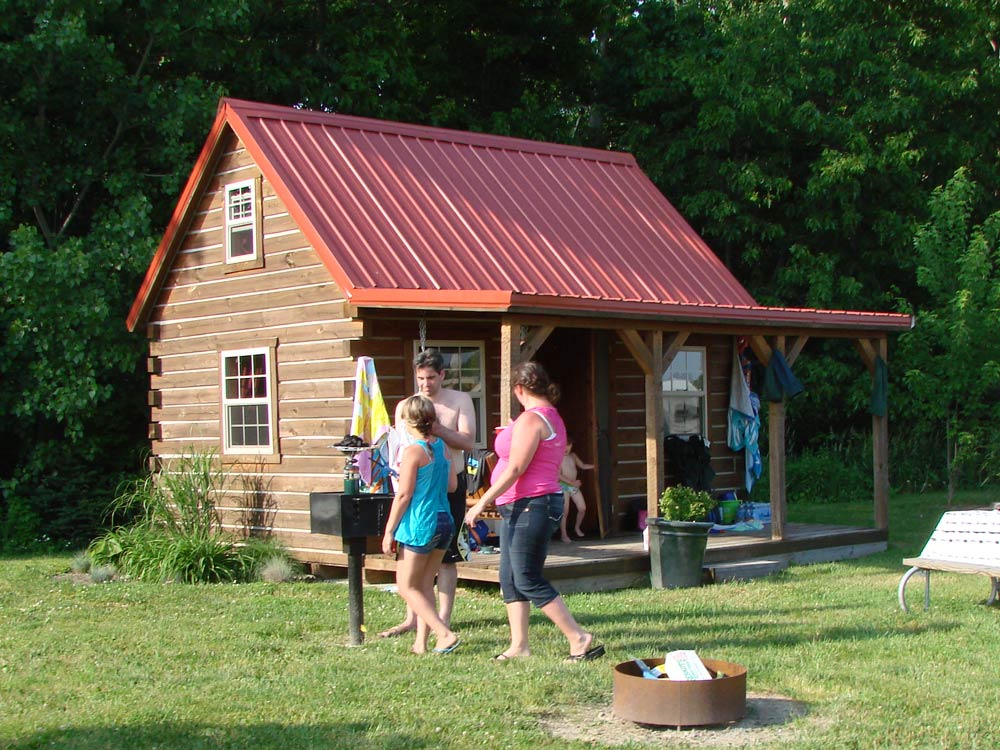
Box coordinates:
[379,348,477,638]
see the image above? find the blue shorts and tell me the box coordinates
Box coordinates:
[399,511,455,554]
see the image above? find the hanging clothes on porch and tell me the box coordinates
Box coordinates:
[727,339,762,493]
[763,349,804,402]
[349,356,392,485]
[870,355,888,417]
[665,435,715,491]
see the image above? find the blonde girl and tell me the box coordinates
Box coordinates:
[381,395,461,654]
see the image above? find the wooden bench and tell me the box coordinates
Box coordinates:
[898,509,1000,612]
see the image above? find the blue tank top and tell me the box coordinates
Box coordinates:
[394,438,451,546]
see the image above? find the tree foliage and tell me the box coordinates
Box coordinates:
[899,169,1000,497]
[3,0,1000,549]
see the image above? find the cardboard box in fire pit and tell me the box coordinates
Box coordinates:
[612,657,746,727]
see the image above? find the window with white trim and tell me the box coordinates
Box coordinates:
[418,341,487,448]
[221,347,275,454]
[224,180,258,263]
[662,347,707,437]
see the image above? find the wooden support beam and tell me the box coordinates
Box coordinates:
[661,331,691,373]
[500,321,516,426]
[519,325,554,362]
[747,335,772,365]
[618,328,654,375]
[854,338,878,373]
[616,328,667,518]
[644,331,665,519]
[872,337,889,529]
[786,335,809,366]
[499,322,554,424]
[765,336,788,541]
[768,400,787,541]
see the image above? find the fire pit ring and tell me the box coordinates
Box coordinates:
[612,657,747,727]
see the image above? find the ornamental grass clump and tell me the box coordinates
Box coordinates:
[657,485,717,522]
[70,550,91,574]
[87,451,286,584]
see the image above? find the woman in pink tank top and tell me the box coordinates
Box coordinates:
[466,361,605,663]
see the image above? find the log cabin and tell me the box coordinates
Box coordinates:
[127,98,912,577]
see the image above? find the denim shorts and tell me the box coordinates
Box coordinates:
[497,492,563,608]
[399,511,455,554]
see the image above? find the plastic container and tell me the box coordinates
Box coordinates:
[719,499,739,524]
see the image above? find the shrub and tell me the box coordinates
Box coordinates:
[750,446,871,504]
[87,450,290,584]
[787,450,871,504]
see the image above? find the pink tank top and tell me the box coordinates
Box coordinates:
[492,406,566,506]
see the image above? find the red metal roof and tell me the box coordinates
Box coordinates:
[128,98,912,332]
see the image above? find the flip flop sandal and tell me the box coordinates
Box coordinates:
[565,643,605,663]
[433,638,462,654]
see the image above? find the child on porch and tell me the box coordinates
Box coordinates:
[559,438,594,542]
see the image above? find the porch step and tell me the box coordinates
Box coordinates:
[708,558,789,583]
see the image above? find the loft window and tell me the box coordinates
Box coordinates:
[662,347,707,437]
[416,341,486,449]
[224,180,259,263]
[221,347,275,454]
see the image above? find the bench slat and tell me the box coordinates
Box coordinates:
[902,557,1000,578]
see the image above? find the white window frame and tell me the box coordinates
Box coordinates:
[415,340,487,449]
[220,345,277,456]
[224,179,260,265]
[662,346,708,438]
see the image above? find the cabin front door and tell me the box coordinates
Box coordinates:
[534,328,606,538]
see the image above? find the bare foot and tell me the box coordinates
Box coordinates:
[575,529,585,537]
[379,624,416,638]
[494,649,530,661]
[568,631,594,658]
[560,536,572,543]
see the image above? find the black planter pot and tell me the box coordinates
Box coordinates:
[648,518,714,589]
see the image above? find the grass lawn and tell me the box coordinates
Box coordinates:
[2,489,999,750]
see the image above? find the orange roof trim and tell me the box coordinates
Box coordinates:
[128,98,913,333]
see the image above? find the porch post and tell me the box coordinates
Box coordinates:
[499,320,555,425]
[645,332,664,520]
[768,400,787,541]
[858,337,890,530]
[746,336,787,541]
[768,336,787,541]
[617,329,664,519]
[500,320,516,426]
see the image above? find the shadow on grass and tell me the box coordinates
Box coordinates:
[569,603,964,657]
[8,721,426,750]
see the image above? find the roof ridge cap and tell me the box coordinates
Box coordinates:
[221,97,636,166]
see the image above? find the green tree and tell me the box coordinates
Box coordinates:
[0,1,238,549]
[598,0,1000,461]
[0,0,605,550]
[899,168,1000,500]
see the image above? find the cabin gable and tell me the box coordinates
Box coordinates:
[147,130,365,560]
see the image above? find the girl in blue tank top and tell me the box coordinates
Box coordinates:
[381,395,462,654]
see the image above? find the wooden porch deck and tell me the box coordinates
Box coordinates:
[362,522,889,593]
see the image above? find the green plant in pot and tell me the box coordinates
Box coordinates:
[648,485,718,589]
[658,485,718,522]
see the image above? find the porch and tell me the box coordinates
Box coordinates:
[361,522,888,594]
